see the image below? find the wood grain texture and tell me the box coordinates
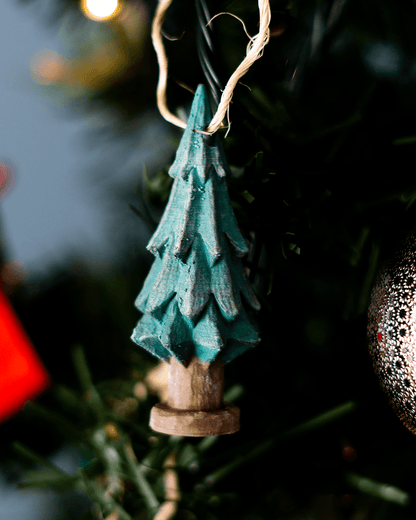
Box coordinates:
[149,355,239,436]
[150,402,240,436]
[131,84,260,366]
[166,355,224,410]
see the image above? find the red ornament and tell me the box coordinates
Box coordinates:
[0,287,51,422]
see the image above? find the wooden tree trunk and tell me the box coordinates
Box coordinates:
[150,356,240,436]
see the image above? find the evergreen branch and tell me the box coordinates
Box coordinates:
[71,344,106,421]
[13,441,79,492]
[119,437,161,514]
[89,427,124,500]
[104,411,150,442]
[22,401,87,442]
[356,240,381,317]
[71,343,102,398]
[130,165,165,233]
[141,443,178,475]
[13,441,70,476]
[77,468,132,520]
[393,135,416,146]
[277,400,358,439]
[201,439,274,488]
[345,473,411,507]
[199,400,358,487]
[195,384,245,455]
[128,204,157,235]
[17,470,79,491]
[52,383,91,417]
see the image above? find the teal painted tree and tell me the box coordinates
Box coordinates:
[131,84,260,368]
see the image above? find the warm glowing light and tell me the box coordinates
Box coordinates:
[30,50,68,86]
[81,0,121,21]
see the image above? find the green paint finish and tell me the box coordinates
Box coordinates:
[131,85,260,365]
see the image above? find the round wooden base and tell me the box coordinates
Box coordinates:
[150,402,240,437]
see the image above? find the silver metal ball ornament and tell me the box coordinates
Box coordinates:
[368,229,416,434]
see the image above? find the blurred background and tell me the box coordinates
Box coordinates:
[1,0,176,289]
[3,0,416,519]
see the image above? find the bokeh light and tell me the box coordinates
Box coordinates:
[0,158,17,200]
[30,49,68,86]
[81,0,121,22]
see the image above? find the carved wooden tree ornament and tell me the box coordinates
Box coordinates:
[131,85,260,436]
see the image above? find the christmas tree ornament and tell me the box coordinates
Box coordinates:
[368,229,416,434]
[131,85,261,436]
[130,0,270,436]
[0,286,51,422]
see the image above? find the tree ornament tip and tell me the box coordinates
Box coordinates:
[189,84,213,132]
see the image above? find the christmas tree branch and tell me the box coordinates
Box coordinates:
[52,383,91,417]
[199,401,358,488]
[196,384,245,454]
[278,400,358,439]
[22,401,87,442]
[119,437,160,513]
[104,411,150,442]
[345,472,410,507]
[13,441,70,477]
[77,467,132,520]
[90,427,124,500]
[140,441,177,476]
[13,441,82,492]
[71,343,105,420]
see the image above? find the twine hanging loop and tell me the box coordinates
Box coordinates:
[151,0,187,129]
[151,0,271,135]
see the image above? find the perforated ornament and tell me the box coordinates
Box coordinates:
[368,229,416,434]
